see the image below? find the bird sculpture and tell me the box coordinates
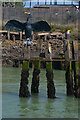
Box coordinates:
[5,14,51,45]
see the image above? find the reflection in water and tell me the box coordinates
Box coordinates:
[18,97,31,117]
[2,67,78,118]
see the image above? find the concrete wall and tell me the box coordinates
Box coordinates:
[2,5,77,26]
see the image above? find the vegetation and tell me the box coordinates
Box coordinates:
[50,24,80,40]
[34,59,40,70]
[46,62,52,71]
[2,2,23,8]
[70,28,80,40]
[50,24,75,33]
[22,61,29,71]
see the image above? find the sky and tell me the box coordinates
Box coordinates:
[23,0,79,8]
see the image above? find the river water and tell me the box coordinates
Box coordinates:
[2,67,79,118]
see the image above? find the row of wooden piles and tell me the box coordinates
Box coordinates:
[65,61,80,98]
[19,38,80,99]
[65,40,80,98]
[19,59,80,99]
[19,60,55,98]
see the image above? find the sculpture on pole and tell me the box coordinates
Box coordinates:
[5,13,51,45]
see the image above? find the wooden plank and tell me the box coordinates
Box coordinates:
[0,30,19,35]
[10,31,19,35]
[38,33,49,36]
[0,30,7,33]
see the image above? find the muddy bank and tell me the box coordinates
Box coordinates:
[2,32,65,69]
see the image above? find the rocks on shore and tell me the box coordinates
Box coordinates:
[2,32,65,67]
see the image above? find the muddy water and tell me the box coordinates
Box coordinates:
[2,67,78,118]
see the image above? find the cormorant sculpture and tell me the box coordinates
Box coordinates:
[5,14,51,45]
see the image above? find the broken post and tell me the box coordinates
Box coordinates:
[31,59,40,93]
[19,61,30,97]
[46,61,55,98]
[74,61,80,98]
[65,61,73,96]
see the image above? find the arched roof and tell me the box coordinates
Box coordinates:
[23,0,79,8]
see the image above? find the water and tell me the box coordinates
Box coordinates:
[2,67,78,118]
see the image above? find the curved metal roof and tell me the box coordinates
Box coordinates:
[23,0,79,8]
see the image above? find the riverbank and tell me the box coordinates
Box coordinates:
[2,31,65,68]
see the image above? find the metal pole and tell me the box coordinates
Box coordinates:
[54,0,57,5]
[71,0,73,5]
[50,0,52,5]
[30,0,31,8]
[45,0,46,5]
[63,0,65,5]
[37,0,39,5]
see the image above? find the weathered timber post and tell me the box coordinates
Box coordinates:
[32,31,35,41]
[12,35,15,42]
[65,39,74,96]
[46,61,55,98]
[73,40,80,97]
[45,35,47,41]
[8,31,10,40]
[31,59,40,93]
[74,41,79,61]
[67,40,72,59]
[74,62,80,98]
[13,59,19,67]
[71,41,75,60]
[65,61,73,96]
[19,61,30,97]
[20,31,22,40]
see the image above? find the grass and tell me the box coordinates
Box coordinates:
[50,23,80,40]
[50,24,75,33]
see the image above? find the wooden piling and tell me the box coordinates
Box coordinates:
[74,41,79,61]
[8,31,10,40]
[65,61,73,96]
[74,61,80,98]
[20,31,22,40]
[71,41,75,60]
[19,61,30,97]
[32,31,35,41]
[67,40,72,59]
[31,59,40,93]
[12,35,15,42]
[45,35,47,41]
[46,61,55,98]
[13,59,19,67]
